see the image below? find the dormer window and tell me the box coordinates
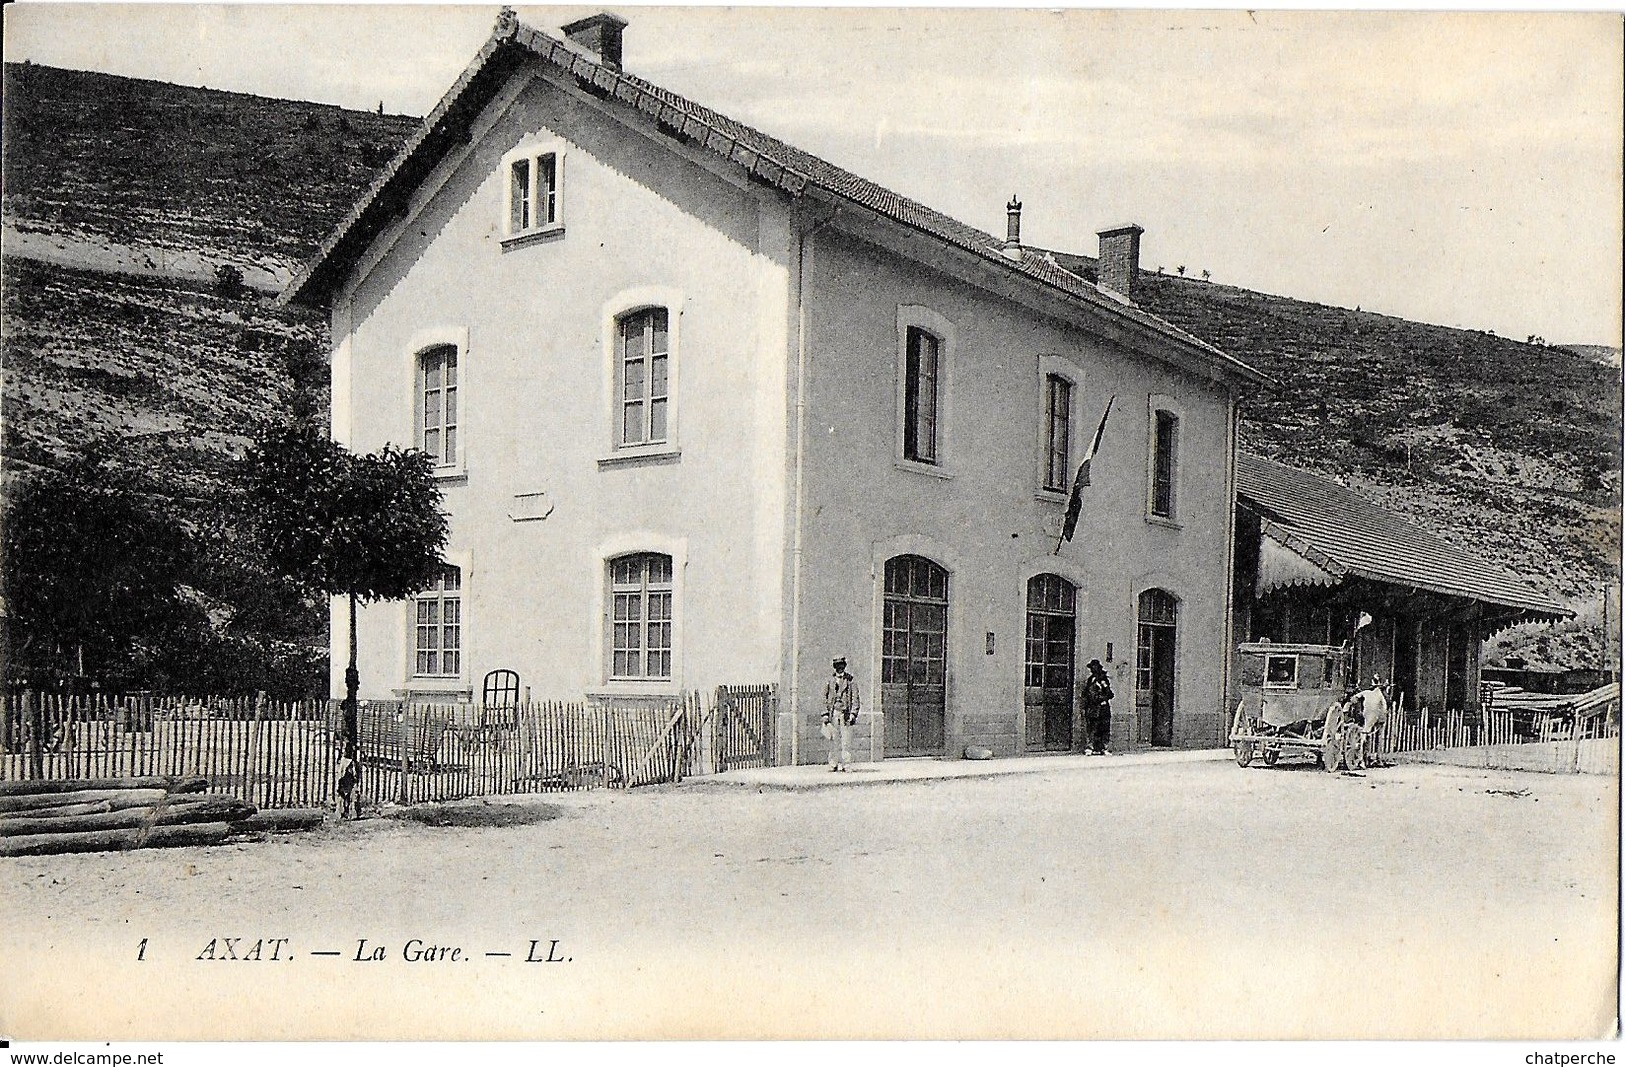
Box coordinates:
[503,146,563,240]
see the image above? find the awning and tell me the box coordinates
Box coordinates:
[1238,453,1570,624]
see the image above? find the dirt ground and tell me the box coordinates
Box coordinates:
[1,759,1616,1040]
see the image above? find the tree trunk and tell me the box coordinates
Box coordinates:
[343,590,360,762]
[1,798,255,837]
[0,822,234,857]
[233,808,326,833]
[0,775,207,797]
[0,788,171,814]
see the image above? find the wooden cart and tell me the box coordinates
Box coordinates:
[1228,642,1367,772]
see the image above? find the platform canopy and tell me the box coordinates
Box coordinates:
[1237,453,1570,628]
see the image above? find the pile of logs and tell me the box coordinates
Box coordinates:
[0,775,326,856]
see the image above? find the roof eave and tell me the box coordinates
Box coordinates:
[1243,488,1571,623]
[1333,562,1572,623]
[801,187,1267,389]
[279,12,1284,386]
[283,20,527,309]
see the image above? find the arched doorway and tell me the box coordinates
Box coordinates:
[1024,574,1077,751]
[1136,589,1179,747]
[882,555,948,756]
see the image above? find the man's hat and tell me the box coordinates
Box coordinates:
[1087,659,1105,671]
[833,657,847,668]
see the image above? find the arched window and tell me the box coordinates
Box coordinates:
[1025,574,1076,688]
[616,308,670,448]
[609,552,673,680]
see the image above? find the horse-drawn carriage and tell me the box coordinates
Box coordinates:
[1228,642,1384,772]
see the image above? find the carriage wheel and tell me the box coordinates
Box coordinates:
[1342,724,1368,771]
[1262,748,1279,767]
[1321,733,1344,773]
[1234,741,1255,767]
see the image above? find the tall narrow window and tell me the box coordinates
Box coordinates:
[610,553,673,680]
[617,308,669,447]
[1044,374,1073,491]
[903,326,940,464]
[414,565,462,677]
[419,345,458,466]
[536,154,557,226]
[1151,409,1178,519]
[509,158,531,231]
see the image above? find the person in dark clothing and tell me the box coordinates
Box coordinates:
[1081,659,1114,755]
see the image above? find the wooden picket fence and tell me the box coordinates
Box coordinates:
[354,684,778,804]
[0,692,335,809]
[1,685,779,809]
[1373,683,1620,774]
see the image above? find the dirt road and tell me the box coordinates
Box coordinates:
[1,760,1615,1040]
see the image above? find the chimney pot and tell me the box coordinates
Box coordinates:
[1003,195,1023,260]
[561,12,628,70]
[1096,223,1144,301]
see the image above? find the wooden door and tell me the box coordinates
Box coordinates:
[1024,574,1076,751]
[1137,589,1178,748]
[1392,619,1419,714]
[882,555,948,756]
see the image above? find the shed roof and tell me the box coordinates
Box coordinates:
[1236,452,1570,623]
[282,12,1263,385]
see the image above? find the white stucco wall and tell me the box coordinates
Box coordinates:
[323,58,1241,753]
[328,65,793,704]
[788,226,1238,757]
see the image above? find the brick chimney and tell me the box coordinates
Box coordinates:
[1003,195,1022,260]
[561,12,627,70]
[1096,223,1144,301]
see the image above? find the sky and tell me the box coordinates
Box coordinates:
[4,3,1623,347]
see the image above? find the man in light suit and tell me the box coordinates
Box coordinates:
[822,657,860,772]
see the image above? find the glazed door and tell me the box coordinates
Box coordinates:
[1149,627,1175,746]
[1024,574,1076,751]
[882,555,948,756]
[1137,589,1178,748]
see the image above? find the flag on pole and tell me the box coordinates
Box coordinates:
[1060,395,1115,543]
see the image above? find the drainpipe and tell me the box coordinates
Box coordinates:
[1221,388,1239,731]
[787,203,839,766]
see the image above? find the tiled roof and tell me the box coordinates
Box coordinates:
[1237,452,1570,622]
[282,14,1263,384]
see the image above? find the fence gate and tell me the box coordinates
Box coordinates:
[710,685,777,772]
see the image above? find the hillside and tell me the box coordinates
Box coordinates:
[1,62,1618,682]
[2,64,419,476]
[1049,252,1621,668]
[3,62,418,293]
[2,64,422,693]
